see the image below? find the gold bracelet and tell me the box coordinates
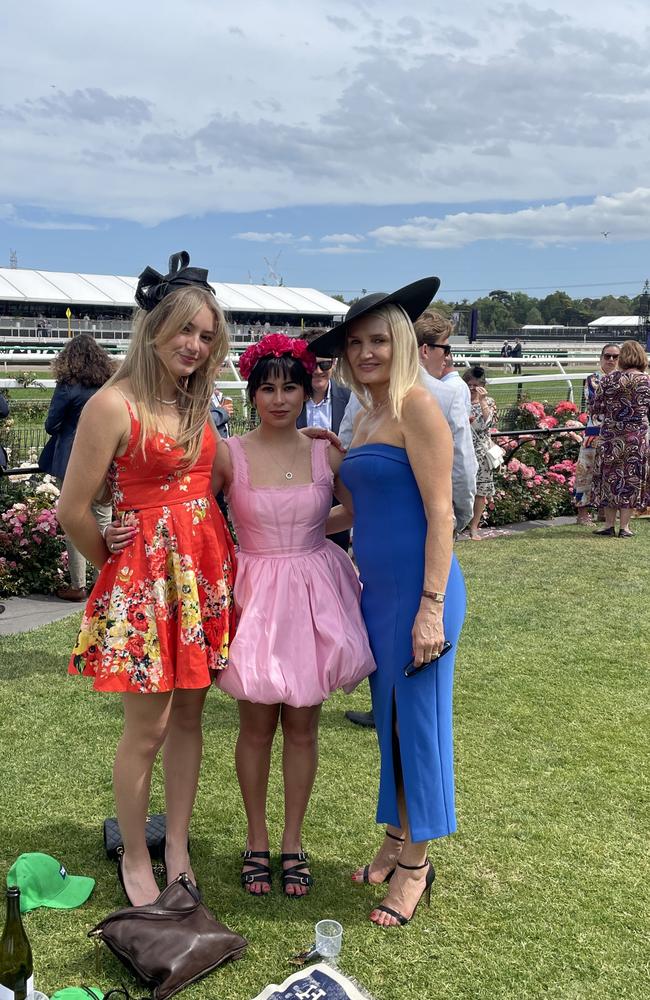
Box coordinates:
[422,590,445,604]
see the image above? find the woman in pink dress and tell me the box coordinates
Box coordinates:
[213,334,375,897]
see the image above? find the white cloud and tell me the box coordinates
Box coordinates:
[233,232,312,244]
[0,204,104,231]
[2,1,650,225]
[300,246,372,255]
[368,187,650,248]
[320,233,365,244]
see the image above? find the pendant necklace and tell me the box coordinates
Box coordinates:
[263,437,300,480]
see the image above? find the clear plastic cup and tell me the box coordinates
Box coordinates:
[315,919,343,958]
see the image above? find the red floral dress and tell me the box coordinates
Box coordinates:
[68,405,236,693]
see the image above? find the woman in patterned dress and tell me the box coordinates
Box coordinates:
[590,340,650,538]
[573,344,620,524]
[58,253,236,905]
[461,366,497,540]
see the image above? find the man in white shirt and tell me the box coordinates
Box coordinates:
[440,350,472,415]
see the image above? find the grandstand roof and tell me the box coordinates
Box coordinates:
[0,267,348,317]
[588,315,641,327]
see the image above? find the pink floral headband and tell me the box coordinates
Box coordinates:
[238,333,317,380]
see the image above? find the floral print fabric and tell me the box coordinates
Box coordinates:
[69,416,235,693]
[469,397,497,498]
[574,371,603,506]
[590,370,650,510]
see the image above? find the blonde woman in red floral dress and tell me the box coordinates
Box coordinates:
[58,253,235,906]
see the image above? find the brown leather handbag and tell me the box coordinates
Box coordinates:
[89,875,247,1000]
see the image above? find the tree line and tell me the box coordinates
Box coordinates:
[336,287,648,334]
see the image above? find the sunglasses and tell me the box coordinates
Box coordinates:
[315,359,333,371]
[426,343,451,356]
[602,353,619,360]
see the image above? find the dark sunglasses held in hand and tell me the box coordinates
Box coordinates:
[404,641,453,677]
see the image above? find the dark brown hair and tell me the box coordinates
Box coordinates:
[51,334,115,387]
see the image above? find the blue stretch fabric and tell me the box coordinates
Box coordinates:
[340,444,466,842]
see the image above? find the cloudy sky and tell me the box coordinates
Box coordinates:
[2,0,650,300]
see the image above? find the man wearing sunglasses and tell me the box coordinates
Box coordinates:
[297,337,352,549]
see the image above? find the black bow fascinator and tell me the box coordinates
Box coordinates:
[135,251,215,312]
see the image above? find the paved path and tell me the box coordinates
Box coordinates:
[0,593,85,637]
[0,515,580,637]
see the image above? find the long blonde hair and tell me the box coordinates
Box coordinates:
[106,285,228,467]
[336,304,420,420]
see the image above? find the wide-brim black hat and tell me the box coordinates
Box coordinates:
[309,276,441,357]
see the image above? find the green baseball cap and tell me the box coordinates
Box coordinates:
[7,853,95,913]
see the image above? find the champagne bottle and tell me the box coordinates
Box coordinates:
[0,887,33,1000]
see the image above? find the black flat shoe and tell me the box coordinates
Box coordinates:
[618,528,634,538]
[241,849,272,894]
[593,526,615,536]
[280,850,313,897]
[371,860,435,927]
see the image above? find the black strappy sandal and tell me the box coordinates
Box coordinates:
[240,849,272,894]
[371,860,435,927]
[280,850,313,897]
[359,830,405,884]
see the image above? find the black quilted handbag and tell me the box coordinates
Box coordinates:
[103,814,167,861]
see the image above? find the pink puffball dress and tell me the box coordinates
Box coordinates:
[217,436,375,707]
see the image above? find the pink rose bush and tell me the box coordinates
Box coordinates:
[485,398,586,527]
[0,472,67,596]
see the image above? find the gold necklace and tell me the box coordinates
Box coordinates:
[261,436,301,481]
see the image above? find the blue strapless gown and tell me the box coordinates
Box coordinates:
[340,444,466,842]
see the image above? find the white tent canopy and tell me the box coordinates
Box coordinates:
[588,315,641,328]
[0,267,348,317]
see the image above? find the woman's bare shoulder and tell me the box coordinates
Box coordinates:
[402,384,441,420]
[81,383,129,422]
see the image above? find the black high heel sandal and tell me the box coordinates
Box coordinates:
[241,849,272,894]
[280,850,313,897]
[358,830,405,884]
[116,852,135,907]
[371,859,435,927]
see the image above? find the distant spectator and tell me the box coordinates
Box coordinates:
[0,391,8,473]
[0,392,6,612]
[590,340,650,537]
[462,366,498,540]
[210,385,234,439]
[39,335,115,600]
[500,340,512,357]
[511,338,523,375]
[574,343,620,524]
[298,331,351,549]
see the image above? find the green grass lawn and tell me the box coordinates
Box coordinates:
[1,525,649,999]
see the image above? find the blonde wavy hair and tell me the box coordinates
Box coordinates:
[106,285,228,467]
[335,304,420,420]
